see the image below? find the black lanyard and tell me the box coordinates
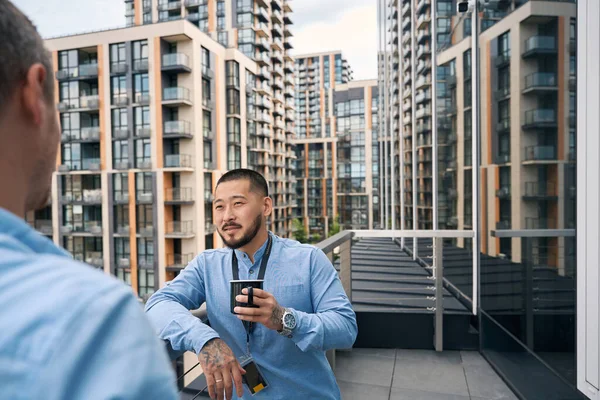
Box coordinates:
[231,235,273,340]
[231,235,273,281]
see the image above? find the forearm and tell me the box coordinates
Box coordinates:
[289,307,357,352]
[145,295,219,355]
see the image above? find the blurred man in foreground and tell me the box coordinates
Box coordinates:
[0,1,178,398]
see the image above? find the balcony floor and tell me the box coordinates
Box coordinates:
[335,348,517,400]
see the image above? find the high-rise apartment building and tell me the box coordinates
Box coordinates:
[292,52,380,238]
[379,0,576,269]
[292,51,352,238]
[124,0,297,239]
[37,19,267,301]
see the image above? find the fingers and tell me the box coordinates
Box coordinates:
[231,362,245,398]
[205,373,216,400]
[242,287,270,299]
[233,306,263,316]
[213,371,225,400]
[235,294,268,306]
[222,368,233,400]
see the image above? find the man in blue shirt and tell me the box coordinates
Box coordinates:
[0,2,178,399]
[145,169,358,400]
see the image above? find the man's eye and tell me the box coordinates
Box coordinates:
[215,205,223,210]
[234,202,243,206]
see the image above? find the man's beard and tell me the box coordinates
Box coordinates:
[219,213,263,249]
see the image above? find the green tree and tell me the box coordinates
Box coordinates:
[292,218,308,243]
[328,216,341,237]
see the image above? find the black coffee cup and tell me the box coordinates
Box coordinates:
[230,279,264,314]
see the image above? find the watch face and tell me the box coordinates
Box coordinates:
[284,312,296,329]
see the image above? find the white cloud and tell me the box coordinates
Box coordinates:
[290,3,378,80]
[12,0,125,38]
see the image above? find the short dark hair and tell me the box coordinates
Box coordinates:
[0,0,54,115]
[216,169,269,197]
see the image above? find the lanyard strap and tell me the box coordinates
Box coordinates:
[232,235,273,343]
[231,235,273,281]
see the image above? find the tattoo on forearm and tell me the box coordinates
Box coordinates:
[270,305,285,328]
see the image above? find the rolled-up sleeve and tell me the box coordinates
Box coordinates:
[145,255,220,355]
[289,248,358,352]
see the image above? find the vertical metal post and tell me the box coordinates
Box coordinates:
[411,0,418,259]
[399,0,405,248]
[471,0,480,316]
[434,237,444,351]
[432,0,438,232]
[339,239,353,302]
[523,238,534,349]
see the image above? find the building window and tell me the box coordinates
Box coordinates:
[498,31,510,58]
[201,47,210,71]
[111,76,127,104]
[227,145,241,170]
[227,89,240,115]
[134,106,150,134]
[114,205,129,231]
[135,139,151,167]
[463,49,472,78]
[218,31,228,47]
[227,117,241,144]
[133,73,149,97]
[114,238,131,285]
[226,60,240,87]
[112,108,128,132]
[136,172,153,197]
[113,140,129,165]
[132,40,148,62]
[113,173,128,201]
[110,43,126,65]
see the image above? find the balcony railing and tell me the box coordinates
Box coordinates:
[163,87,191,103]
[523,36,556,57]
[166,253,195,269]
[162,53,191,71]
[165,187,194,203]
[164,120,192,138]
[165,220,194,236]
[496,186,511,199]
[523,72,557,91]
[525,217,557,230]
[158,0,181,11]
[34,220,53,235]
[523,182,557,198]
[137,191,153,203]
[165,154,193,168]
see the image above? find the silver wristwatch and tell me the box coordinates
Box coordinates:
[278,308,297,337]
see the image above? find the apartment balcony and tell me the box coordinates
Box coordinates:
[61,189,102,205]
[495,51,511,68]
[525,217,557,230]
[402,1,411,16]
[417,30,430,45]
[417,46,431,60]
[272,37,284,52]
[523,182,557,200]
[446,75,457,88]
[402,16,410,31]
[166,253,195,270]
[497,117,510,133]
[113,192,129,204]
[523,145,556,163]
[162,53,192,73]
[133,59,149,73]
[494,85,510,101]
[523,109,556,130]
[58,95,100,113]
[495,152,511,165]
[496,220,512,230]
[137,224,154,237]
[496,186,511,199]
[164,154,193,169]
[162,87,192,106]
[415,91,431,104]
[522,36,556,58]
[134,92,151,105]
[523,72,557,94]
[135,190,153,204]
[416,122,431,134]
[202,97,214,110]
[415,106,431,119]
[203,160,216,170]
[202,127,214,140]
[84,252,104,268]
[416,76,431,89]
[184,0,207,7]
[158,0,181,11]
[61,220,103,236]
[416,0,430,13]
[164,120,192,139]
[417,13,431,29]
[55,63,98,81]
[165,187,194,205]
[165,220,194,238]
[110,62,128,75]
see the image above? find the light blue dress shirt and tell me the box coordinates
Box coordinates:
[145,233,358,400]
[0,208,178,400]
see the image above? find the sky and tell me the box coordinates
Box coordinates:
[13,0,377,79]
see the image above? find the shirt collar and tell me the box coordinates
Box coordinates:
[0,207,70,257]
[233,231,273,265]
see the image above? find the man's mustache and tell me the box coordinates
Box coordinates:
[222,223,242,230]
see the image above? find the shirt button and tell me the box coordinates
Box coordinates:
[249,269,255,274]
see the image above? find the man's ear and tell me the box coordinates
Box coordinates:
[263,196,273,217]
[21,64,48,126]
